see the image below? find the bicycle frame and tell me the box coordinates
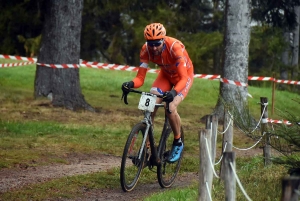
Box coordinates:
[139,104,165,166]
[122,89,170,166]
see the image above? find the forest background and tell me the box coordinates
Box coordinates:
[1,0,300,89]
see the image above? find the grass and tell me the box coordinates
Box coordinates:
[145,157,286,201]
[0,59,299,200]
[144,185,198,201]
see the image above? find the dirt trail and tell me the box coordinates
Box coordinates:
[0,154,122,193]
[0,153,199,201]
[62,172,198,201]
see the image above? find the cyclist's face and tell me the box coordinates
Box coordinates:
[147,39,164,56]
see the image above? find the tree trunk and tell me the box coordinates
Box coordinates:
[214,0,251,124]
[292,6,300,91]
[34,0,94,112]
[279,32,290,90]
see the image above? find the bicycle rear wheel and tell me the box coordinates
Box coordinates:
[120,123,147,192]
[157,126,184,188]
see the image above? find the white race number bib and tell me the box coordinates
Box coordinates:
[138,93,156,112]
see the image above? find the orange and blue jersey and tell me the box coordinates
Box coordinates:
[132,36,194,95]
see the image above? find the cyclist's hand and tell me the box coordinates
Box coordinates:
[162,89,177,102]
[121,81,134,94]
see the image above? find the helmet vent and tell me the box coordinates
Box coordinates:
[143,23,166,40]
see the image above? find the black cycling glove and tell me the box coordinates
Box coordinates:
[162,89,177,102]
[121,81,134,94]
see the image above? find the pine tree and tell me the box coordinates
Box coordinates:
[270,98,300,175]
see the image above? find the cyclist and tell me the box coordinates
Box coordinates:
[122,23,194,163]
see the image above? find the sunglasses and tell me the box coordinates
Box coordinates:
[147,39,164,47]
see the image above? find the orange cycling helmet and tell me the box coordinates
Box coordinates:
[144,23,166,40]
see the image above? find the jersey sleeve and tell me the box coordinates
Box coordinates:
[171,42,189,93]
[132,65,148,88]
[132,44,149,88]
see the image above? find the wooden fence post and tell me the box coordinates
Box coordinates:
[221,152,236,201]
[220,107,233,178]
[205,115,218,165]
[199,128,213,201]
[206,115,212,129]
[261,97,271,166]
[211,114,218,165]
[281,176,300,201]
[222,107,233,152]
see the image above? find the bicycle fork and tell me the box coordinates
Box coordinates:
[139,114,161,166]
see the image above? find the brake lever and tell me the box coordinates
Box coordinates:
[165,102,172,114]
[121,92,129,105]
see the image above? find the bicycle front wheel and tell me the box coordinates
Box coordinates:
[157,126,184,188]
[120,123,147,192]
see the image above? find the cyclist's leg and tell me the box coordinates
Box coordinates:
[168,76,194,138]
[166,97,183,162]
[167,96,182,138]
[167,76,194,162]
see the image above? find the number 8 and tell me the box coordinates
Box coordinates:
[145,98,150,106]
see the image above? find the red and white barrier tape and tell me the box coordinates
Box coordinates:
[1,54,300,86]
[275,79,300,85]
[80,61,160,73]
[0,61,35,68]
[36,63,161,73]
[220,78,248,87]
[81,63,137,71]
[0,54,37,62]
[37,63,80,68]
[194,74,220,80]
[248,76,274,81]
[248,76,300,84]
[267,118,291,125]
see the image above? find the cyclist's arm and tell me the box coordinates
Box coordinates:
[171,43,189,93]
[132,44,150,88]
[132,63,148,88]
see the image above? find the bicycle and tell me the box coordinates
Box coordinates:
[120,88,184,192]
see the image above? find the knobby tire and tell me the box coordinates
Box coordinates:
[120,123,147,192]
[157,126,184,188]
